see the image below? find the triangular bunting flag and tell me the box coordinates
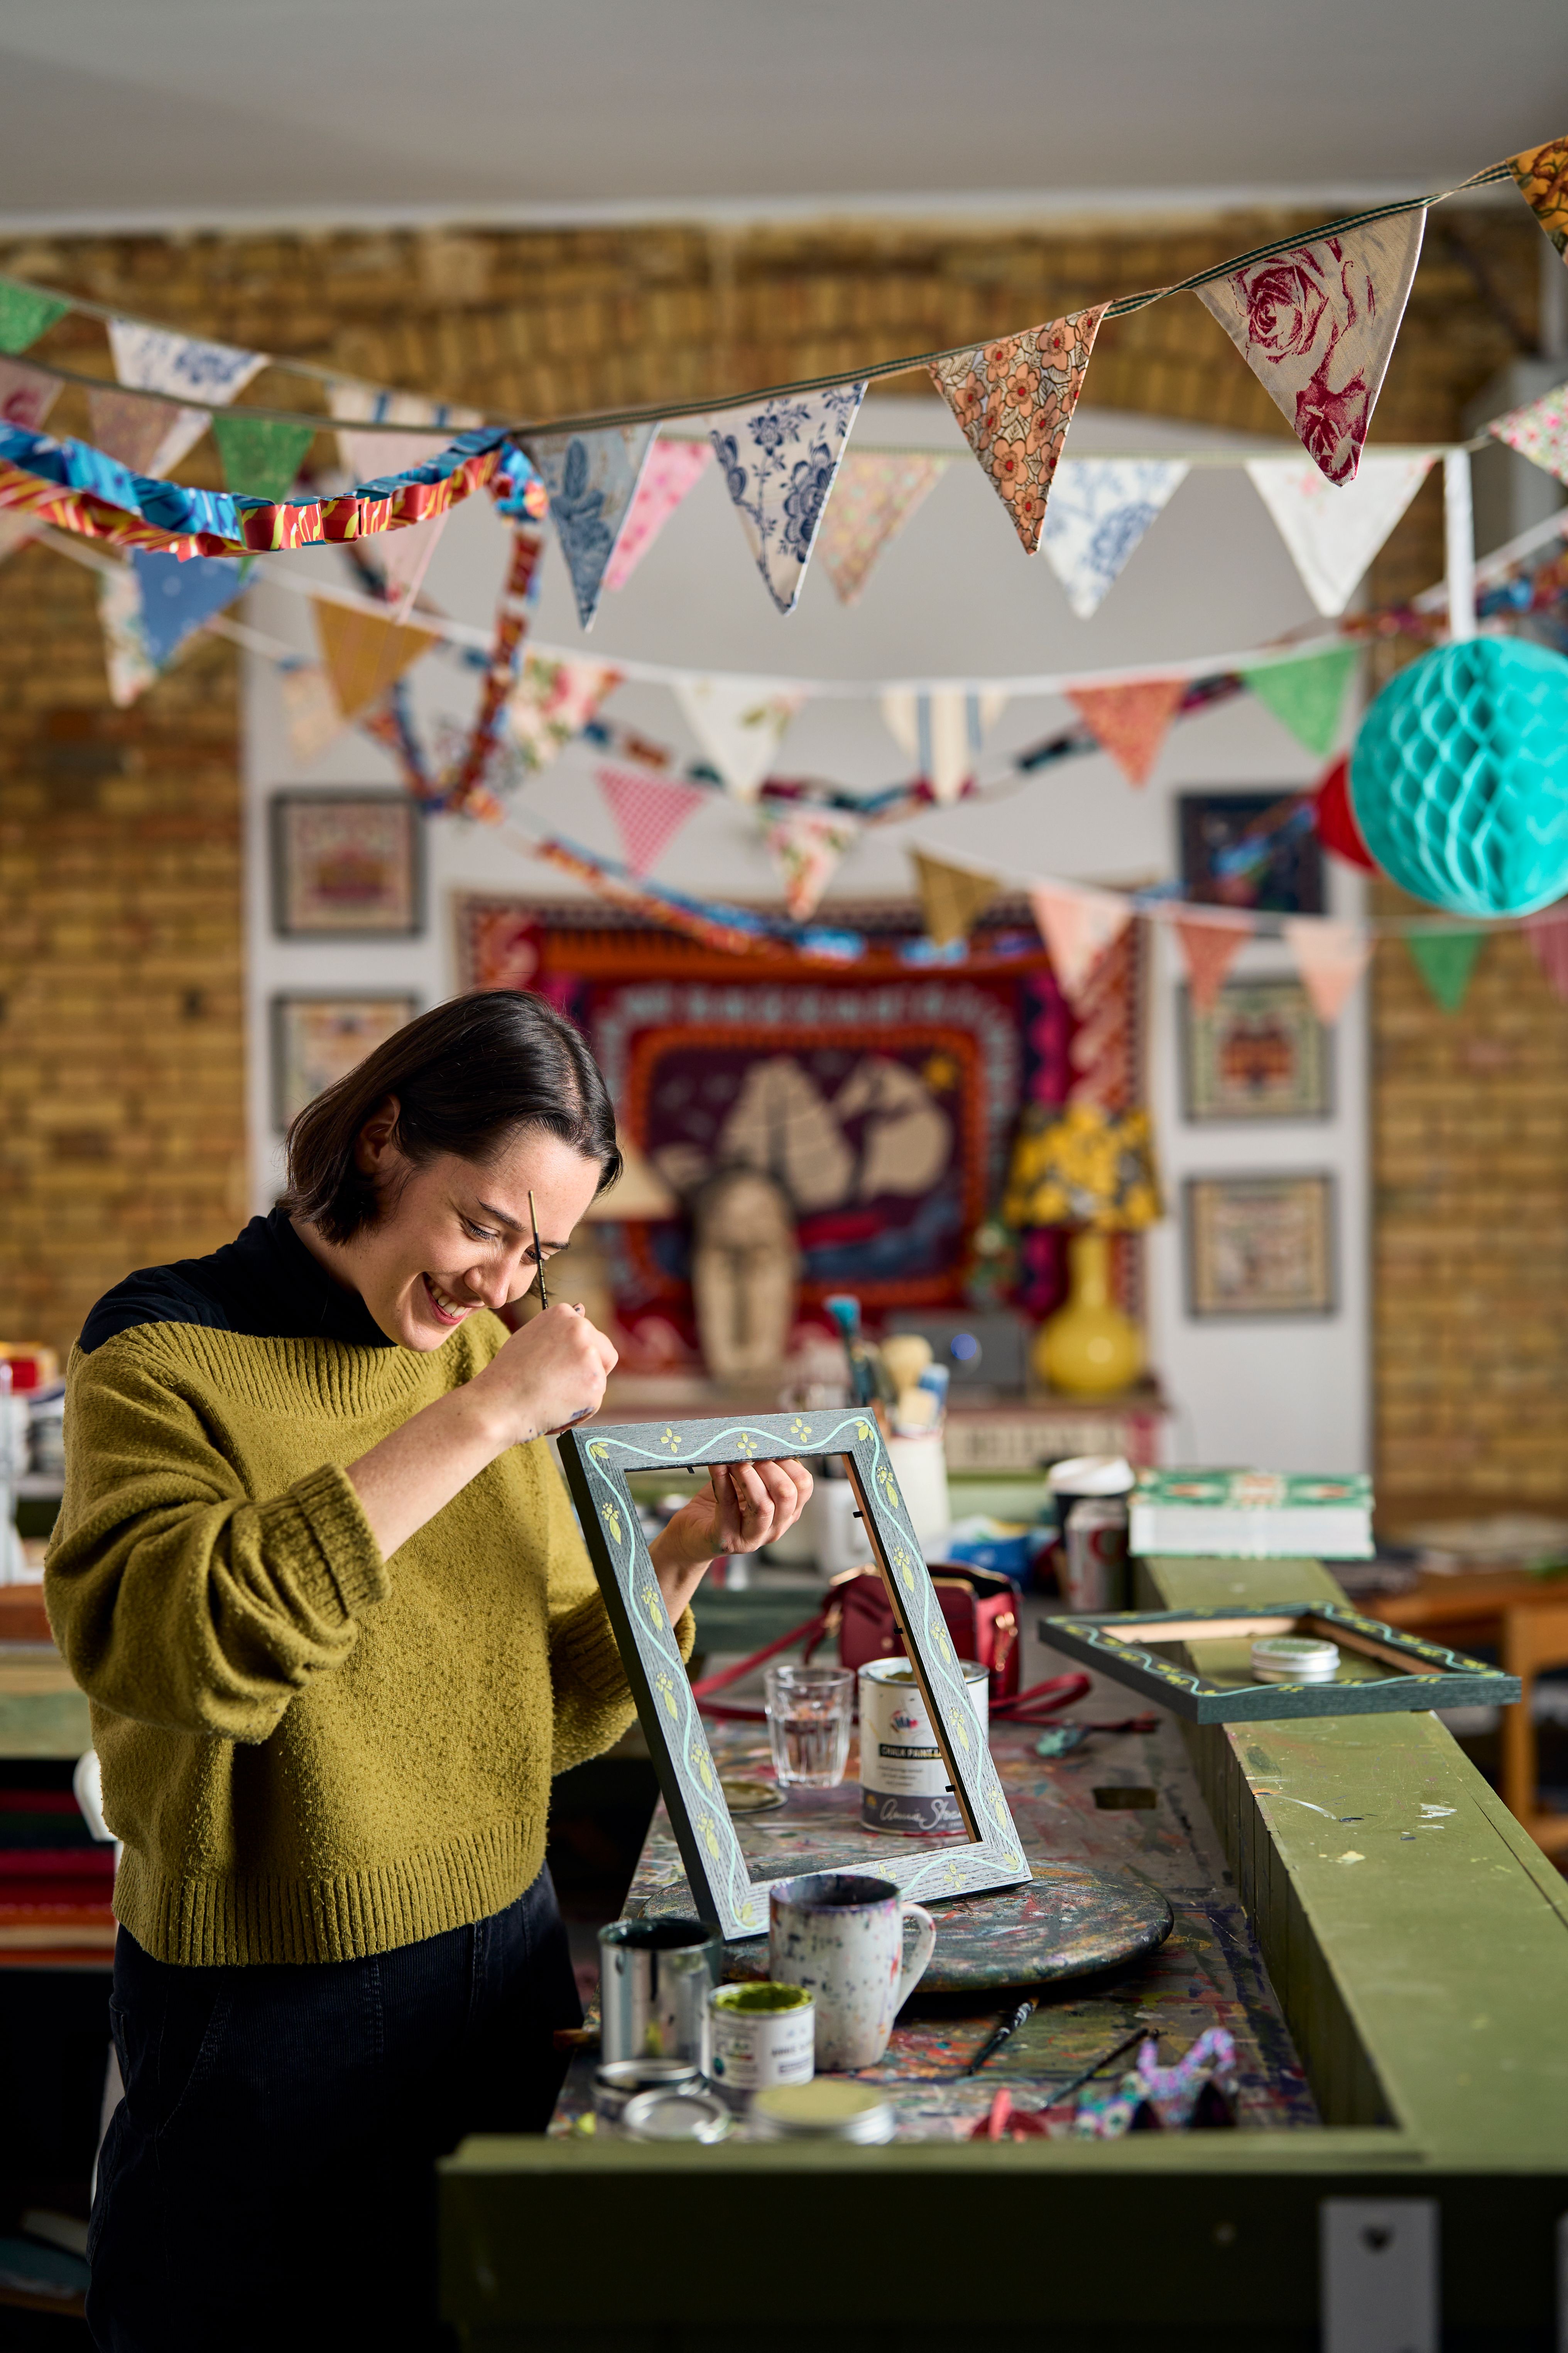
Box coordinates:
[0,280,68,355]
[107,320,265,479]
[129,548,246,668]
[212,412,316,502]
[764,809,861,922]
[521,424,659,630]
[86,386,188,478]
[1067,677,1186,787]
[1487,379,1568,488]
[1406,930,1484,1013]
[508,653,623,775]
[673,677,802,802]
[279,660,346,766]
[1247,453,1433,615]
[596,766,707,880]
[1242,646,1358,758]
[1027,880,1135,1004]
[880,688,1008,804]
[329,382,483,492]
[1196,214,1425,484]
[1523,907,1568,1001]
[1282,917,1374,1023]
[930,307,1106,555]
[311,598,441,725]
[816,450,951,606]
[709,382,866,612]
[912,851,996,948]
[98,565,158,709]
[1173,914,1252,1011]
[1509,136,1568,261]
[603,441,712,592]
[0,513,39,568]
[0,359,60,434]
[1041,459,1189,618]
[374,512,448,618]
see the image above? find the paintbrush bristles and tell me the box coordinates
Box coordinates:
[528,1189,548,1310]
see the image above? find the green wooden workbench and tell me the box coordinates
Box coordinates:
[440,1551,1568,2351]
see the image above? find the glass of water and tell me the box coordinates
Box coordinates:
[765,1664,854,1791]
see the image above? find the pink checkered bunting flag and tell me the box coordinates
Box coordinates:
[596,765,707,880]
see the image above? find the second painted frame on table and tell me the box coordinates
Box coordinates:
[559,1410,1031,1941]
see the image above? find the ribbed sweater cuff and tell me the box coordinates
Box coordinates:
[257,1463,390,1625]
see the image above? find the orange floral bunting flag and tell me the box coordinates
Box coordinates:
[1173,914,1251,1012]
[1068,677,1187,788]
[1509,135,1568,261]
[929,306,1107,555]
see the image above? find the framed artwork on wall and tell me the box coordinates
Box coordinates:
[272,995,419,1130]
[1179,978,1331,1122]
[271,792,425,937]
[1184,1172,1336,1319]
[1178,790,1325,915]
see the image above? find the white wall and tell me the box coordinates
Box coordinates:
[244,394,1370,1472]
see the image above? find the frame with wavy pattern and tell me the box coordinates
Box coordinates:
[559,1410,1031,1941]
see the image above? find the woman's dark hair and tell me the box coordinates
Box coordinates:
[283,991,621,1243]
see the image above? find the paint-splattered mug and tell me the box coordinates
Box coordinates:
[768,1871,936,2071]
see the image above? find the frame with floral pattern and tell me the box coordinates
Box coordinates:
[559,1412,1031,1941]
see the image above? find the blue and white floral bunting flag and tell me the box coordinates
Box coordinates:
[1041,459,1189,618]
[709,383,866,613]
[107,320,267,479]
[521,423,659,631]
[98,547,246,707]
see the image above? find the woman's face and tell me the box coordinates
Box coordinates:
[344,1113,606,1350]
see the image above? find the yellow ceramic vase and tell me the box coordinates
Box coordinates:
[1032,1229,1144,1398]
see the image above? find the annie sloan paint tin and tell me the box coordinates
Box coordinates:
[858,1658,989,1835]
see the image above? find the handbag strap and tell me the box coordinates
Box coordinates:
[689,1609,829,1720]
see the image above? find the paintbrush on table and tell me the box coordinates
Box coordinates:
[966,1997,1037,2074]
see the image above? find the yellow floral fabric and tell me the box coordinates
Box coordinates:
[1003,1101,1161,1232]
[1511,137,1568,260]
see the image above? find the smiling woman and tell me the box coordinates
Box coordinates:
[43,988,810,2352]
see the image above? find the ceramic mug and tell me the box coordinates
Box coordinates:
[768,1871,936,2070]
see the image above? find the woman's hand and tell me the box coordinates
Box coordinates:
[649,1458,813,1623]
[469,1303,619,1446]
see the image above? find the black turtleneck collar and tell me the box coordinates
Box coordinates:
[81,1207,394,1354]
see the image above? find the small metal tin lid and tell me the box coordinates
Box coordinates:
[620,2086,733,2143]
[859,1657,987,1691]
[750,2081,896,2142]
[595,2059,701,2096]
[1251,1635,1341,1683]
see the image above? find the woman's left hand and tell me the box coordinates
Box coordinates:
[649,1458,814,1621]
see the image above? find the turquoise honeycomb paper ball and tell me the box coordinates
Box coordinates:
[1350,637,1568,917]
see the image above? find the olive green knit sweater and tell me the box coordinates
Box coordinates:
[46,1215,683,1969]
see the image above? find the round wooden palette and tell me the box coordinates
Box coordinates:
[643,1861,1172,1991]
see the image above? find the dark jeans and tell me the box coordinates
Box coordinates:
[88,1868,580,2353]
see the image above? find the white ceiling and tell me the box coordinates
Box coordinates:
[0,0,1564,229]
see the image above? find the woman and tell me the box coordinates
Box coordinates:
[46,991,811,2351]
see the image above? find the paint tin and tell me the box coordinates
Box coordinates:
[593,2058,700,2130]
[620,2086,733,2143]
[598,1916,721,2070]
[1062,1496,1130,1613]
[1251,1634,1341,1683]
[749,2080,896,2143]
[709,1982,815,2095]
[858,1658,989,1835]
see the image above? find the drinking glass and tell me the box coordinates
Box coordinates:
[765,1663,854,1790]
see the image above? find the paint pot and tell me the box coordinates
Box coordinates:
[620,2085,733,2144]
[593,2058,701,2131]
[749,2080,896,2143]
[1251,1634,1341,1683]
[1062,1495,1130,1613]
[709,1981,816,2096]
[598,1916,721,2070]
[858,1657,989,1835]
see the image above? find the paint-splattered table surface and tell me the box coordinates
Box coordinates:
[552,1678,1317,2141]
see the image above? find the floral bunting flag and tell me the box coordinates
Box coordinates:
[1523,906,1568,1001]
[1242,645,1358,757]
[507,653,623,775]
[1487,379,1568,487]
[107,321,266,479]
[1282,917,1374,1023]
[329,382,484,493]
[0,359,60,435]
[311,597,441,724]
[130,547,246,669]
[0,280,68,355]
[98,563,159,708]
[764,809,861,922]
[1247,453,1433,615]
[279,660,345,767]
[1067,676,1186,787]
[1196,214,1425,484]
[211,413,316,503]
[374,513,448,618]
[709,383,866,613]
[673,677,803,801]
[1406,929,1484,1013]
[1041,459,1189,618]
[1027,880,1134,1004]
[930,307,1107,555]
[86,387,189,478]
[1509,136,1568,262]
[521,423,659,629]
[880,688,1008,804]
[816,450,951,605]
[1173,913,1252,1011]
[912,849,997,948]
[596,765,707,880]
[603,441,712,592]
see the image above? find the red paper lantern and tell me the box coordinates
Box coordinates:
[1315,753,1378,873]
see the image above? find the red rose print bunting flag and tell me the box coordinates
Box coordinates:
[930,307,1107,555]
[596,766,707,880]
[1196,214,1425,485]
[1509,135,1568,262]
[1067,677,1186,788]
[1173,913,1252,1012]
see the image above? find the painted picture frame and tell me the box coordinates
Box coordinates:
[271,994,419,1130]
[1178,790,1325,916]
[1184,1172,1335,1319]
[1039,1603,1521,1725]
[271,791,425,937]
[559,1412,1031,1940]
[1179,978,1331,1123]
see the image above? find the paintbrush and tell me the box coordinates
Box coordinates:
[1046,2020,1153,2106]
[528,1189,548,1309]
[966,1996,1037,2074]
[823,1293,875,1407]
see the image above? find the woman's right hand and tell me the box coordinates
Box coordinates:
[471,1302,619,1446]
